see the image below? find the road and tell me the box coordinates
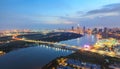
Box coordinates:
[12,36,120,59]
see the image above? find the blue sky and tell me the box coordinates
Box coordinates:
[0,0,120,30]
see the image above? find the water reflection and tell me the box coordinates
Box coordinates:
[0,44,72,69]
[60,34,97,47]
[0,34,102,69]
[37,44,71,52]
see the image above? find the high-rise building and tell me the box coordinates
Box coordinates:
[83,26,86,34]
[71,26,74,30]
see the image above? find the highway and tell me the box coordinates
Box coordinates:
[12,36,119,59]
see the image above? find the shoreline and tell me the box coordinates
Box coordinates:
[0,32,82,53]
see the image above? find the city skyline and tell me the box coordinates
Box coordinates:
[0,0,120,30]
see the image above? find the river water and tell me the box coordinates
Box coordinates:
[0,34,98,69]
[60,34,97,47]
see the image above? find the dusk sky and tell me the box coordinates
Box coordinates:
[0,0,120,30]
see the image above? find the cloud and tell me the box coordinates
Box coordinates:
[61,3,120,27]
[0,13,75,30]
[47,3,120,25]
[1,3,120,29]
[78,3,120,27]
[84,3,120,19]
[28,15,75,24]
[83,12,120,19]
[87,3,120,14]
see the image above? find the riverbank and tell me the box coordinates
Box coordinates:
[42,50,120,69]
[18,32,82,42]
[0,32,82,53]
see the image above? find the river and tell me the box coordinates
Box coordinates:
[0,34,98,69]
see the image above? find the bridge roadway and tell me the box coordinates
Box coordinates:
[14,37,119,58]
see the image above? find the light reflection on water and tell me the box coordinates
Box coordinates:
[0,34,98,69]
[60,34,97,47]
[0,44,72,69]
